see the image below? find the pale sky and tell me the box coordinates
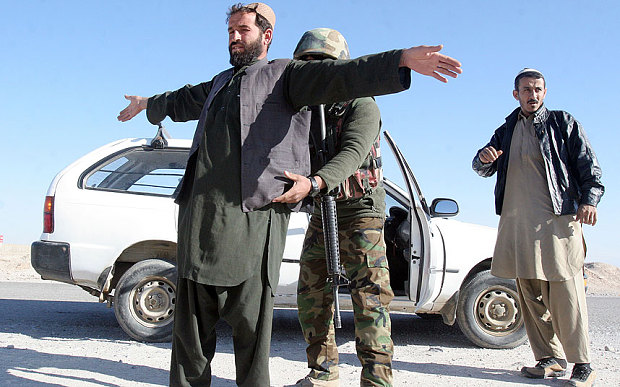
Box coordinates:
[1,0,618,266]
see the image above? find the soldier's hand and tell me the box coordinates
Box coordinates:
[117,95,148,122]
[479,146,503,164]
[272,171,313,203]
[577,204,597,226]
[399,45,462,83]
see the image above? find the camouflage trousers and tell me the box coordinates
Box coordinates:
[297,216,394,387]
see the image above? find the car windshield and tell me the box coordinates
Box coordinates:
[83,147,188,196]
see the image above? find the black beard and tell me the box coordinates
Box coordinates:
[229,37,264,67]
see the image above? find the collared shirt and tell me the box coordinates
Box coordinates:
[176,64,291,286]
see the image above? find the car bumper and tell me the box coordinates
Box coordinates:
[31,241,74,284]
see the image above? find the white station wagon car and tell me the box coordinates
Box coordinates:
[31,131,526,349]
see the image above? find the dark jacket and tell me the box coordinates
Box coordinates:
[472,106,604,215]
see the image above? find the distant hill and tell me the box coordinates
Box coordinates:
[0,243,35,281]
[585,262,620,296]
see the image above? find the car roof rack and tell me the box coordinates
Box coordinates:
[150,122,171,149]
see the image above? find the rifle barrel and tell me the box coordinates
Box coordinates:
[318,104,344,329]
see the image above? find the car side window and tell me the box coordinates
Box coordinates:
[83,147,188,197]
[385,192,405,217]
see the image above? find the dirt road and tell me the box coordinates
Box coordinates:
[2,244,619,386]
[1,280,619,386]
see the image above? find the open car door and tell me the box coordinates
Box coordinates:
[383,131,441,308]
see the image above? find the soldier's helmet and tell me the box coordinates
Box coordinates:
[293,28,350,60]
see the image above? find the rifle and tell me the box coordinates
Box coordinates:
[317,104,348,328]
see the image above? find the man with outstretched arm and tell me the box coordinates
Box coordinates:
[118,3,461,386]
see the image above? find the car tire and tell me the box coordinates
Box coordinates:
[114,259,177,342]
[456,269,527,349]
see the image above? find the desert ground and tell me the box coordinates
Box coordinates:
[1,243,619,386]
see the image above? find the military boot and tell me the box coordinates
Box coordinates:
[288,375,340,387]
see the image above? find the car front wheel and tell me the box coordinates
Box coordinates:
[456,269,527,349]
[114,259,177,342]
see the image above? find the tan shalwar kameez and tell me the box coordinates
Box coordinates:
[491,113,590,363]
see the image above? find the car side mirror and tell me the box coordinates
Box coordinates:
[430,198,459,218]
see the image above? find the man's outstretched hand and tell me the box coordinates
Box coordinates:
[400,45,462,83]
[117,95,148,122]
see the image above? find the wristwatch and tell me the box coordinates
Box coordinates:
[307,176,320,197]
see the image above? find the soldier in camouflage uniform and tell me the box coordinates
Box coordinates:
[275,28,394,387]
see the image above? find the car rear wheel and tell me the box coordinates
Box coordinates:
[114,259,177,342]
[456,269,527,349]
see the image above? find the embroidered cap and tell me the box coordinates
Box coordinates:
[516,68,544,77]
[515,68,545,90]
[246,3,276,29]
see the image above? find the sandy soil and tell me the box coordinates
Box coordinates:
[1,243,619,386]
[584,261,620,297]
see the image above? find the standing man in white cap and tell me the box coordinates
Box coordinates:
[118,2,461,385]
[472,68,603,387]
